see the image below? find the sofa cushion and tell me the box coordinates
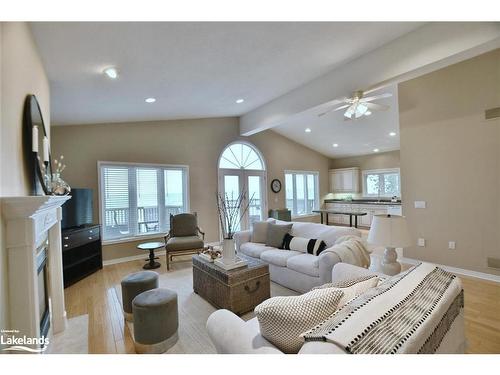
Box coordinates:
[282,233,327,256]
[288,222,329,239]
[239,242,269,259]
[165,236,203,251]
[251,221,269,243]
[260,249,302,267]
[255,288,344,353]
[312,275,379,307]
[265,223,293,248]
[286,254,320,277]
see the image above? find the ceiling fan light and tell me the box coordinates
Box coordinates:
[356,104,368,116]
[344,105,355,119]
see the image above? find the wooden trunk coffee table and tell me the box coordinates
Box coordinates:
[192,254,270,315]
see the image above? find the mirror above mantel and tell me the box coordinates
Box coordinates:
[24,94,52,195]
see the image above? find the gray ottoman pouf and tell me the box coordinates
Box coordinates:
[121,271,159,321]
[132,288,178,354]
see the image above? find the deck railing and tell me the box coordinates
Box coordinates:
[104,206,184,236]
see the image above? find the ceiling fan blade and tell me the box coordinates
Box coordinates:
[333,104,351,112]
[318,109,333,117]
[318,103,350,117]
[360,93,392,102]
[364,102,390,111]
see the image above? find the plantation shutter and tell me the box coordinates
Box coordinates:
[99,162,189,241]
[102,166,131,240]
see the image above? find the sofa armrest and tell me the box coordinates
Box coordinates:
[318,251,342,284]
[331,263,383,283]
[234,229,252,251]
[206,309,282,354]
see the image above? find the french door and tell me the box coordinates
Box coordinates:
[218,169,267,231]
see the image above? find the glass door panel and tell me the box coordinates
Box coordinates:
[247,175,263,226]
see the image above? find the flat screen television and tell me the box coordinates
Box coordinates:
[61,188,93,230]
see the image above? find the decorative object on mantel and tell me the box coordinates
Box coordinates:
[50,155,71,196]
[24,94,72,196]
[367,214,412,276]
[215,190,254,270]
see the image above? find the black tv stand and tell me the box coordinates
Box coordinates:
[62,224,102,288]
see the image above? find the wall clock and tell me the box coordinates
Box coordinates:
[271,179,282,193]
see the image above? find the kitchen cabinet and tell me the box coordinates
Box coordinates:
[329,168,360,193]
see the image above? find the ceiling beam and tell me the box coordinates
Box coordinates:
[240,22,500,136]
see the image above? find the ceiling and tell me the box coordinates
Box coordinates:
[273,84,400,158]
[30,22,423,125]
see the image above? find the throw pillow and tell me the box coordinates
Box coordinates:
[265,223,293,248]
[312,275,379,308]
[255,288,344,353]
[251,221,269,243]
[281,233,327,255]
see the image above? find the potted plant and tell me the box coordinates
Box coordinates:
[216,190,254,264]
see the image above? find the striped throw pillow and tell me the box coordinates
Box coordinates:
[281,233,327,256]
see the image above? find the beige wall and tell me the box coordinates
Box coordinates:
[0,23,51,333]
[329,150,400,171]
[399,49,500,275]
[51,119,330,261]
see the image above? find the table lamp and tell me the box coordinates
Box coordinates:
[367,214,412,275]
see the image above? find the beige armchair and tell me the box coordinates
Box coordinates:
[164,213,205,270]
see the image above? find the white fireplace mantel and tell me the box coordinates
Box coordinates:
[1,195,71,347]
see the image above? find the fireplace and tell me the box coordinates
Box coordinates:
[36,239,50,338]
[1,195,71,352]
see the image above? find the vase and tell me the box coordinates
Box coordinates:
[222,238,236,263]
[50,172,71,196]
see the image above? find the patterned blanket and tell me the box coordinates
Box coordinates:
[302,263,464,354]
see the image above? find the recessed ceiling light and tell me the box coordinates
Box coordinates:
[332,143,339,148]
[103,67,118,79]
[365,110,372,116]
[389,131,397,137]
[145,97,156,103]
[305,128,312,133]
[236,98,244,104]
[373,148,380,153]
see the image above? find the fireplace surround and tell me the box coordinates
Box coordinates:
[1,196,70,352]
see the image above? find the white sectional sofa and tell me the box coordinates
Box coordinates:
[233,219,362,293]
[206,263,466,354]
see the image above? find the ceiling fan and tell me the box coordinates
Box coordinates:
[319,90,392,119]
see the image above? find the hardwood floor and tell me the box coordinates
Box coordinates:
[63,255,500,354]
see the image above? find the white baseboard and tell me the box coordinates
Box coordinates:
[401,257,500,283]
[103,254,147,266]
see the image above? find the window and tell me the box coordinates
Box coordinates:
[98,162,189,242]
[362,168,401,198]
[218,142,264,170]
[285,171,319,216]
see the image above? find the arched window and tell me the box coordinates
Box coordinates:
[218,142,265,170]
[218,142,267,230]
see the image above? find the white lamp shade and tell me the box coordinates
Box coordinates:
[367,214,412,248]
